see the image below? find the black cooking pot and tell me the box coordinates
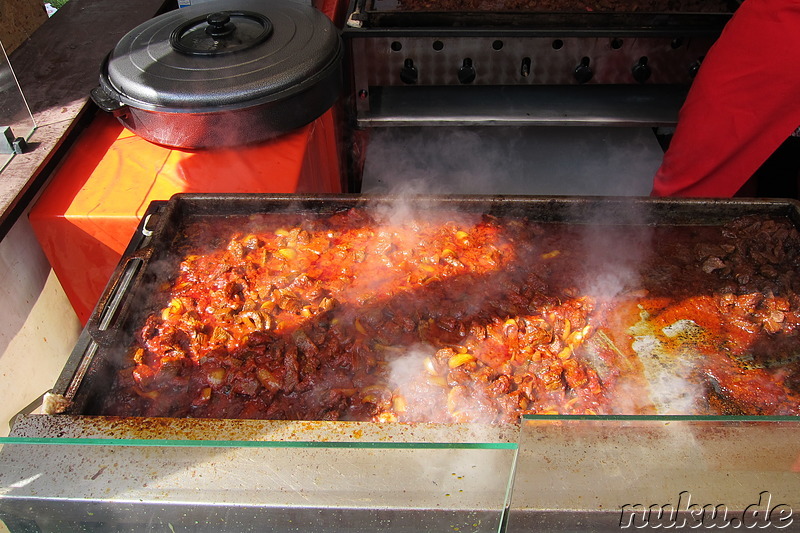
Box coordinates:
[90,0,343,149]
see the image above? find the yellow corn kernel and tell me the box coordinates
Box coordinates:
[448,353,476,368]
[541,250,561,260]
[567,325,593,347]
[428,376,448,388]
[447,388,461,413]
[455,230,470,241]
[161,298,185,320]
[423,357,438,376]
[277,248,297,260]
[561,318,572,341]
[503,318,518,336]
[377,412,397,423]
[275,228,290,237]
[441,248,457,258]
[557,346,573,360]
[393,395,408,413]
[207,368,227,386]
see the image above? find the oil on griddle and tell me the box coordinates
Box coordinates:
[101,209,800,422]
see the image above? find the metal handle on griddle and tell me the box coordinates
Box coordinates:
[62,254,147,408]
[41,254,146,414]
[85,212,159,344]
[96,257,145,332]
[46,213,162,414]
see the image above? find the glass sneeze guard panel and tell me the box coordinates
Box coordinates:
[4,414,798,532]
[0,40,36,173]
[0,416,518,532]
[507,415,800,532]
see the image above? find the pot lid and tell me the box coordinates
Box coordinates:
[102,0,341,111]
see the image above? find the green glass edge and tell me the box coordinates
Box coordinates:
[0,437,518,450]
[522,414,800,422]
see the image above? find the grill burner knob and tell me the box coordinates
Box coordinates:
[458,58,476,84]
[688,57,704,79]
[400,58,418,84]
[632,56,651,84]
[574,57,593,84]
[520,57,531,78]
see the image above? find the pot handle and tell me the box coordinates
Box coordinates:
[90,85,127,116]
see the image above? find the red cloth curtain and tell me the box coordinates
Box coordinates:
[652,0,800,197]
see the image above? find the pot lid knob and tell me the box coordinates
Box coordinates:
[205,12,234,39]
[170,10,273,56]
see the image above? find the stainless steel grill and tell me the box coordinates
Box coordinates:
[343,0,738,127]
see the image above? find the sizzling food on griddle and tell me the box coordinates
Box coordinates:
[103,209,800,421]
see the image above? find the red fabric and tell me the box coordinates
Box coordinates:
[652,0,800,197]
[314,0,349,27]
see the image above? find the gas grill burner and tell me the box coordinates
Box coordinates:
[343,0,740,128]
